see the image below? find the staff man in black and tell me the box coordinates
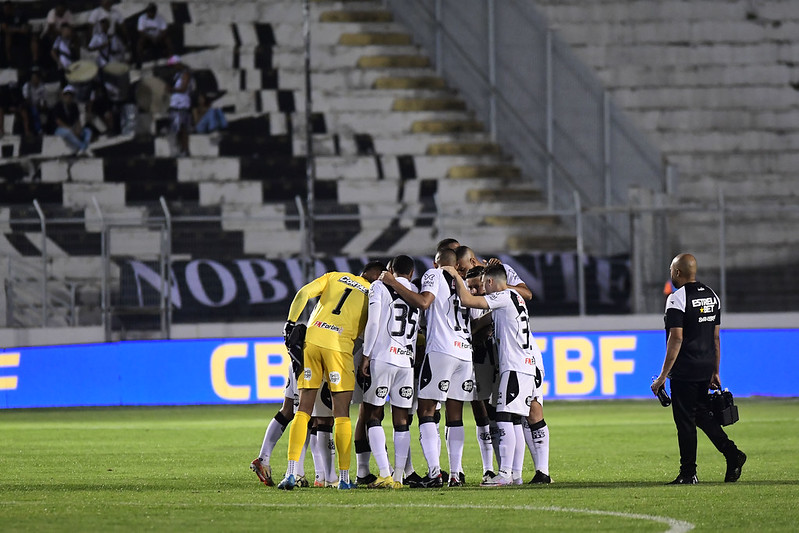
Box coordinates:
[651,253,746,484]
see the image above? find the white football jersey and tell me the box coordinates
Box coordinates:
[420,268,472,361]
[362,278,419,368]
[485,288,542,376]
[503,263,523,287]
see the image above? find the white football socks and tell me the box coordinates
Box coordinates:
[496,420,515,478]
[419,421,441,478]
[476,423,494,473]
[368,423,392,478]
[393,427,411,482]
[445,423,465,481]
[258,412,290,463]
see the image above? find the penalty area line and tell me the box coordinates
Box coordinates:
[1,500,695,532]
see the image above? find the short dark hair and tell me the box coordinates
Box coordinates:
[465,266,484,280]
[361,260,387,277]
[435,248,457,267]
[454,245,474,261]
[436,238,459,253]
[391,254,414,277]
[483,264,507,283]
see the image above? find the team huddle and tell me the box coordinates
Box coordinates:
[250,238,551,489]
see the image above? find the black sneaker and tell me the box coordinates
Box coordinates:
[482,470,496,483]
[410,473,443,488]
[356,473,377,487]
[403,471,424,486]
[725,450,747,483]
[448,476,463,487]
[459,472,466,484]
[529,470,552,484]
[667,473,698,485]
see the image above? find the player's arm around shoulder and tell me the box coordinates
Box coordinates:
[440,266,489,309]
[380,270,434,310]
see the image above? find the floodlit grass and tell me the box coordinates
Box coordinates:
[1,399,798,532]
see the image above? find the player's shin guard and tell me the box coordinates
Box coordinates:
[445,420,465,480]
[259,411,291,463]
[496,420,515,477]
[393,424,411,482]
[525,419,550,475]
[367,420,391,478]
[418,417,441,477]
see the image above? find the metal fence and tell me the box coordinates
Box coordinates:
[5,195,797,338]
[384,0,668,256]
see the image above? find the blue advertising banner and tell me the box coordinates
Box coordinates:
[1,330,797,409]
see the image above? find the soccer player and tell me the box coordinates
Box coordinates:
[443,264,551,486]
[381,248,473,488]
[359,254,420,488]
[454,246,533,301]
[464,266,499,481]
[277,261,386,490]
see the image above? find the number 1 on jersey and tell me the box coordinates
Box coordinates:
[331,288,353,315]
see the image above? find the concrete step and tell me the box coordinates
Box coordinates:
[595,63,797,89]
[310,89,458,112]
[537,0,749,23]
[572,41,799,69]
[612,86,798,111]
[279,68,441,91]
[293,132,492,156]
[548,20,799,46]
[668,151,799,175]
[272,22,410,47]
[319,10,393,23]
[636,109,799,132]
[296,111,477,135]
[314,154,512,180]
[273,45,426,69]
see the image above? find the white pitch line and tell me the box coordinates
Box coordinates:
[0,500,695,532]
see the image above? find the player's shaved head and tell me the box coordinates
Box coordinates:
[435,248,457,267]
[454,245,475,262]
[670,253,697,288]
[436,238,460,253]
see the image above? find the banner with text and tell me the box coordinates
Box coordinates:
[118,253,632,323]
[2,329,796,409]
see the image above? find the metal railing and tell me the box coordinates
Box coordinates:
[384,0,669,256]
[4,194,797,335]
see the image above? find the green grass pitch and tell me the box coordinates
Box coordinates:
[1,398,797,532]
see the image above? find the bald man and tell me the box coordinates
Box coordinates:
[651,253,746,485]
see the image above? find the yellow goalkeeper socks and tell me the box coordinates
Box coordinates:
[287,411,311,462]
[334,416,352,471]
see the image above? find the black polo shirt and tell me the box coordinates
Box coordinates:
[664,281,721,381]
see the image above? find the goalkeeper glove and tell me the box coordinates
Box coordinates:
[283,320,296,345]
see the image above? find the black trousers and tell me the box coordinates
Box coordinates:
[670,378,738,477]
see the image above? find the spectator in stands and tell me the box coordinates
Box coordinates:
[39,2,73,66]
[87,81,117,136]
[52,85,92,156]
[88,0,128,43]
[89,15,126,67]
[0,80,23,137]
[1,1,37,68]
[136,3,173,67]
[51,22,79,74]
[168,55,193,156]
[193,92,227,134]
[21,68,48,138]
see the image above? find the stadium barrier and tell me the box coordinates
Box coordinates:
[2,328,796,409]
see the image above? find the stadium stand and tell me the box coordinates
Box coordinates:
[1,0,576,328]
[536,0,799,310]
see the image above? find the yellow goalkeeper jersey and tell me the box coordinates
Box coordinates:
[287,271,371,354]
